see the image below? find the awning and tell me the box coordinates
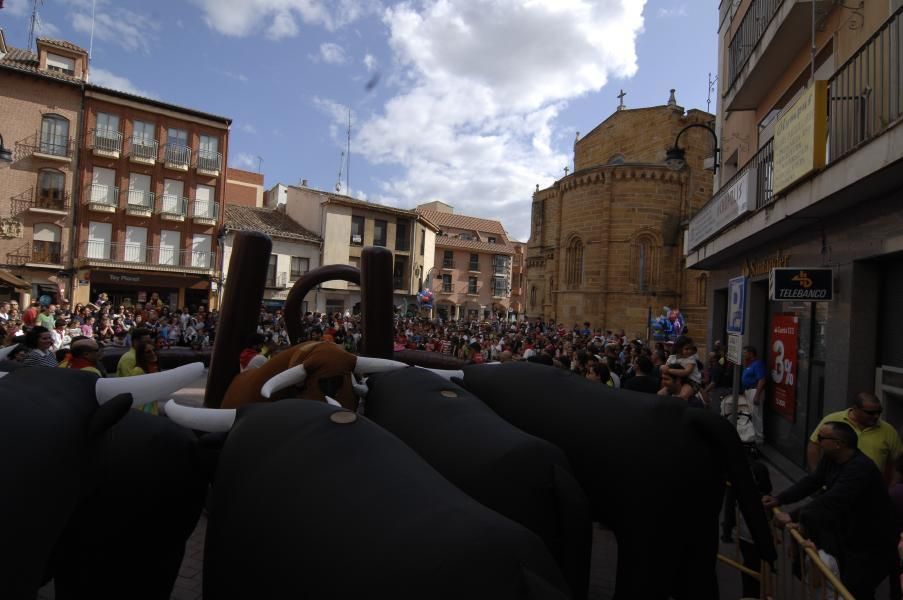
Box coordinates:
[0,269,29,291]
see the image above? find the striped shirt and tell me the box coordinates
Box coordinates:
[23,349,59,368]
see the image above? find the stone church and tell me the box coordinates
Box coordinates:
[525,93,714,342]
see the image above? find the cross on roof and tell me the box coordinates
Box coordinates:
[617,89,627,111]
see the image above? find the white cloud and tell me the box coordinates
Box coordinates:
[318,42,347,64]
[35,18,62,39]
[657,5,687,18]
[348,0,645,241]
[89,68,155,98]
[222,70,249,83]
[233,152,257,169]
[70,3,160,53]
[363,53,377,72]
[192,0,380,38]
[239,123,258,134]
[312,97,353,128]
[3,0,29,17]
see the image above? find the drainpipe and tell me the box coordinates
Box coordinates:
[68,80,86,303]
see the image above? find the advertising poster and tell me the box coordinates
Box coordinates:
[769,314,799,422]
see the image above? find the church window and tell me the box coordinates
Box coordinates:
[565,238,584,288]
[532,201,544,235]
[632,233,660,292]
[530,286,537,307]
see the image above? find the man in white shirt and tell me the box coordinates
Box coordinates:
[0,301,10,322]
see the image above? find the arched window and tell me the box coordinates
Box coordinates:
[631,233,660,292]
[530,286,537,307]
[37,169,66,209]
[32,223,62,264]
[565,237,584,287]
[40,114,70,156]
[607,153,626,165]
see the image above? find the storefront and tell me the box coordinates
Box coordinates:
[75,269,213,312]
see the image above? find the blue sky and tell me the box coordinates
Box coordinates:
[1,0,717,241]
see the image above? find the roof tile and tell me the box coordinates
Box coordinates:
[37,38,88,54]
[224,205,321,243]
[0,46,83,85]
[436,235,514,255]
[416,208,508,240]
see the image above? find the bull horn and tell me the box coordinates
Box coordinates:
[325,396,341,407]
[165,400,236,432]
[0,344,17,362]
[261,364,307,399]
[354,357,408,375]
[415,366,464,381]
[96,362,204,407]
[351,379,369,397]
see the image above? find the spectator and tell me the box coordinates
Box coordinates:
[117,328,152,378]
[763,421,897,599]
[806,392,902,485]
[36,304,56,330]
[586,362,614,387]
[21,326,58,368]
[66,337,104,376]
[0,301,9,322]
[50,319,70,352]
[741,346,766,445]
[124,342,161,415]
[240,334,268,371]
[623,355,660,394]
[22,301,40,327]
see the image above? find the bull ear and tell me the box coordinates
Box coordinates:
[88,392,132,438]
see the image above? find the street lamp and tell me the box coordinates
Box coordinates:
[666,123,719,173]
[0,134,12,163]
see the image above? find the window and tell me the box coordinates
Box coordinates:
[36,169,65,208]
[291,256,309,279]
[350,216,364,245]
[468,276,478,294]
[194,185,215,218]
[565,237,584,287]
[491,278,508,297]
[631,233,661,292]
[124,226,147,263]
[488,237,496,244]
[469,253,479,271]
[395,220,410,251]
[40,115,69,156]
[32,223,62,264]
[532,200,544,236]
[46,53,74,75]
[459,233,474,241]
[132,120,155,142]
[393,255,408,290]
[443,250,454,269]
[86,221,112,259]
[96,112,119,136]
[530,286,537,307]
[162,179,185,215]
[191,234,212,268]
[492,254,510,275]
[419,229,424,255]
[198,134,220,171]
[90,167,117,205]
[166,128,189,165]
[442,274,452,292]
[168,128,188,147]
[159,230,180,266]
[373,219,387,247]
[266,254,277,287]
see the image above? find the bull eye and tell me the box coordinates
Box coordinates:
[318,374,344,398]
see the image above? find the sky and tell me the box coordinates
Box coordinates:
[0,0,717,242]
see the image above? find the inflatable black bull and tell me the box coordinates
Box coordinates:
[451,362,777,599]
[365,367,592,600]
[0,364,206,599]
[166,399,571,599]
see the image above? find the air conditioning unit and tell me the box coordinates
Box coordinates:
[352,234,362,244]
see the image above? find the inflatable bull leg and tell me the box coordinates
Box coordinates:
[366,367,592,600]
[167,399,571,600]
[0,364,203,599]
[451,362,776,600]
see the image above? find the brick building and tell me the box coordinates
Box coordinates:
[225,167,264,207]
[416,201,515,321]
[0,34,86,304]
[526,94,714,340]
[72,85,231,311]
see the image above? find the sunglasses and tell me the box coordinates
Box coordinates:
[859,407,882,416]
[816,435,841,443]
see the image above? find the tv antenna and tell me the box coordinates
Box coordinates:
[707,72,718,113]
[335,150,345,193]
[27,0,44,52]
[334,106,352,195]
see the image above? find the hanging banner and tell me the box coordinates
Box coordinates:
[769,314,799,422]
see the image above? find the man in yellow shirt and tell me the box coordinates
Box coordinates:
[116,328,152,378]
[807,392,901,485]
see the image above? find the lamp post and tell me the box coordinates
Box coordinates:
[665,123,719,173]
[0,134,12,163]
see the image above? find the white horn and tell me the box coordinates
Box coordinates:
[325,396,341,407]
[354,357,408,375]
[164,400,236,432]
[261,364,307,399]
[0,344,18,362]
[96,362,204,407]
[351,379,369,397]
[414,366,464,381]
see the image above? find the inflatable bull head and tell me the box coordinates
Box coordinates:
[222,341,406,411]
[0,363,204,598]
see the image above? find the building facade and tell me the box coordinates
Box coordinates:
[510,241,526,319]
[686,1,903,470]
[222,204,320,311]
[270,184,438,315]
[0,35,86,305]
[526,97,714,339]
[416,201,515,321]
[72,86,230,311]
[225,167,264,208]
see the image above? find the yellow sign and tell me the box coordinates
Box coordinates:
[773,81,827,194]
[742,251,791,278]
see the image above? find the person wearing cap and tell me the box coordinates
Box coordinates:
[65,337,104,376]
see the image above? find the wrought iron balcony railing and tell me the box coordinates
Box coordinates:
[80,241,215,269]
[6,241,63,266]
[16,131,74,160]
[727,0,783,89]
[86,184,119,209]
[164,144,191,169]
[158,194,188,219]
[126,190,155,213]
[10,187,71,214]
[190,199,219,221]
[128,137,158,163]
[90,129,122,155]
[196,149,222,173]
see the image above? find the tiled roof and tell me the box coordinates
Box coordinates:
[416,208,508,240]
[436,235,514,255]
[224,205,321,243]
[37,38,88,54]
[320,192,440,231]
[0,46,83,85]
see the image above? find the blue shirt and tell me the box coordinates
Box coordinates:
[742,359,766,390]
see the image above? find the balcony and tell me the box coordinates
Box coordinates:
[78,241,215,272]
[196,150,222,177]
[126,190,155,217]
[190,199,219,225]
[393,276,405,290]
[164,144,191,172]
[10,187,70,215]
[468,262,480,272]
[86,184,119,212]
[90,129,122,158]
[6,241,64,267]
[128,137,158,165]
[725,0,831,112]
[441,260,455,269]
[158,195,188,221]
[17,131,73,162]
